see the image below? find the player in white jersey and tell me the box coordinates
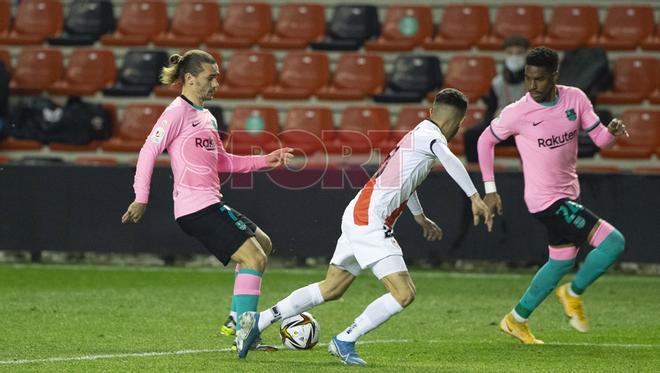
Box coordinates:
[235,89,493,364]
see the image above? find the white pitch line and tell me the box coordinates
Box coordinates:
[1,339,658,365]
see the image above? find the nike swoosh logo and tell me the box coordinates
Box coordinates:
[192,121,201,127]
[532,121,543,126]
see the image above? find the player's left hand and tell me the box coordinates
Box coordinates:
[607,118,629,137]
[414,214,443,241]
[265,147,294,167]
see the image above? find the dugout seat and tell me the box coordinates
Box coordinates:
[428,56,495,103]
[423,4,489,50]
[477,5,544,50]
[101,103,166,152]
[364,5,433,52]
[587,5,654,50]
[10,48,62,95]
[100,0,167,46]
[214,51,275,99]
[227,106,280,155]
[317,53,384,101]
[49,49,116,96]
[153,50,222,97]
[0,0,63,45]
[48,0,115,46]
[374,55,442,103]
[279,106,334,156]
[641,24,660,51]
[153,0,220,47]
[536,5,599,50]
[262,52,329,100]
[600,109,659,159]
[310,5,380,51]
[103,49,168,96]
[326,106,390,154]
[597,57,658,104]
[205,3,271,49]
[259,3,325,49]
[49,103,116,151]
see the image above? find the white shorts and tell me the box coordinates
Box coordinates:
[330,218,408,279]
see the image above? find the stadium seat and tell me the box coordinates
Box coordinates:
[428,56,496,103]
[536,5,599,50]
[101,103,166,152]
[103,49,168,96]
[153,50,222,97]
[100,0,167,46]
[477,5,544,50]
[205,3,272,48]
[9,48,63,95]
[49,49,115,96]
[423,4,489,50]
[227,106,280,155]
[0,0,63,45]
[310,5,379,51]
[641,24,660,51]
[262,52,329,100]
[49,103,117,152]
[373,55,442,103]
[0,48,9,70]
[391,106,428,143]
[600,109,659,159]
[153,0,220,47]
[317,53,384,101]
[327,106,390,154]
[597,57,658,104]
[0,0,10,37]
[279,106,334,155]
[214,51,275,99]
[364,5,433,51]
[259,3,325,49]
[0,137,43,150]
[587,5,654,50]
[48,0,115,46]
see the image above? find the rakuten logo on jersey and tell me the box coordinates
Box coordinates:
[537,130,578,149]
[195,137,216,151]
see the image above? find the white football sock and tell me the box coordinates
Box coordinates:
[258,282,324,332]
[337,293,403,343]
[229,311,237,322]
[511,309,527,323]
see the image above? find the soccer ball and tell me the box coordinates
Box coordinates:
[279,312,320,350]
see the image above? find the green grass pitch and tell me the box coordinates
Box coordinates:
[1,264,659,372]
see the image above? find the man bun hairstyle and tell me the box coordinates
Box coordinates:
[160,50,217,85]
[433,88,468,113]
[526,46,559,73]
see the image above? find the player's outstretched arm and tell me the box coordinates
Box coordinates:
[470,193,493,232]
[264,147,294,168]
[586,118,629,149]
[122,201,147,224]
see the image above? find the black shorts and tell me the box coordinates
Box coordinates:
[533,198,600,247]
[176,203,257,266]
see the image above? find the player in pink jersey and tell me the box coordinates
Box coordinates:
[477,47,629,344]
[120,50,293,351]
[236,89,494,364]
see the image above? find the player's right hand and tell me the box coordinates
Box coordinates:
[470,194,493,232]
[484,192,503,217]
[122,201,147,224]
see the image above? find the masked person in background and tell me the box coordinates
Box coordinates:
[463,35,530,163]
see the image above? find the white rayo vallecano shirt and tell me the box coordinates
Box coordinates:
[349,119,478,228]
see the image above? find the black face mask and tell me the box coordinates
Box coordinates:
[503,67,525,84]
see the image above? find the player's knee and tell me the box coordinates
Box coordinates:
[241,250,267,272]
[392,286,416,307]
[320,284,345,301]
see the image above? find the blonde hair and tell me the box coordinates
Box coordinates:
[160,50,217,85]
